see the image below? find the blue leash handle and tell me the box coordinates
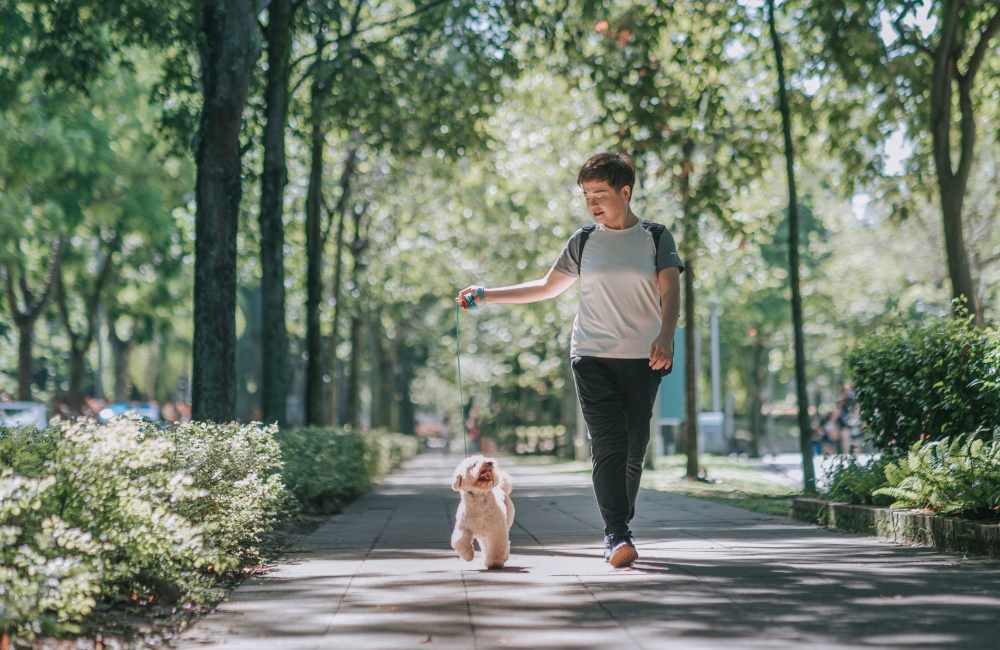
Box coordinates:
[462,286,485,310]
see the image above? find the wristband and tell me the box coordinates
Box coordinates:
[463,286,486,310]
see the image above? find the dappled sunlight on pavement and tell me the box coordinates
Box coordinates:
[177,453,1000,649]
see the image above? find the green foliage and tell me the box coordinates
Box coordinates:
[0,471,101,639]
[847,309,1000,451]
[822,455,892,506]
[0,417,290,639]
[874,434,1000,517]
[162,421,289,565]
[498,425,567,455]
[276,427,421,515]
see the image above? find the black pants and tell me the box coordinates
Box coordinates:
[571,356,667,537]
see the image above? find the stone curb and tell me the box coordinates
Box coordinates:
[792,497,1000,558]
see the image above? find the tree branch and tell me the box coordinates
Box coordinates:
[23,237,64,322]
[3,264,24,322]
[56,267,81,352]
[322,145,359,248]
[83,228,124,346]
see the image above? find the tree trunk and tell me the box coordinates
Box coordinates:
[344,203,368,430]
[68,349,86,414]
[369,309,393,429]
[345,314,362,428]
[4,240,64,401]
[396,341,416,435]
[258,0,294,425]
[680,142,699,480]
[304,31,327,426]
[748,334,766,458]
[928,2,1000,322]
[16,322,33,401]
[768,0,815,493]
[192,0,258,422]
[109,324,132,402]
[325,146,358,426]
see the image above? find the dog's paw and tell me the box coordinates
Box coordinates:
[459,548,474,562]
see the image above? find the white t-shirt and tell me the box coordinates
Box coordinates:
[554,219,685,359]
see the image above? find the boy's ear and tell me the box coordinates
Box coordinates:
[452,474,463,491]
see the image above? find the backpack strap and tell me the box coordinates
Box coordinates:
[640,220,665,255]
[574,221,664,275]
[571,224,597,275]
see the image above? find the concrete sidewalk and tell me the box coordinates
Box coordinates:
[177,453,1000,650]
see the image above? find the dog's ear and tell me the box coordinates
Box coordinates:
[451,473,463,491]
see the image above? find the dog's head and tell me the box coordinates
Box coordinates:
[451,455,499,493]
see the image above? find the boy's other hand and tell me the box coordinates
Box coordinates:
[649,335,673,370]
[456,286,486,310]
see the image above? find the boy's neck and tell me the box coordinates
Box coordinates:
[603,207,639,230]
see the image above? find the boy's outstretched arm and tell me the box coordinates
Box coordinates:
[456,262,576,309]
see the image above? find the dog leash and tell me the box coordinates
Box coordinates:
[455,288,485,456]
[454,302,469,456]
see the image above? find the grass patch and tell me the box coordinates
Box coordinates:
[640,455,800,517]
[517,453,802,517]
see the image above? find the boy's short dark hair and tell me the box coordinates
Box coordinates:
[577,152,636,191]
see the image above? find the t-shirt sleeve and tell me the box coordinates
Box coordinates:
[656,228,685,273]
[553,229,584,276]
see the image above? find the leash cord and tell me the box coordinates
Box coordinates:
[455,303,469,456]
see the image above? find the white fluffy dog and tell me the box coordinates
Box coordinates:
[450,455,515,569]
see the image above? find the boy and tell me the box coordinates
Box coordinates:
[456,152,684,567]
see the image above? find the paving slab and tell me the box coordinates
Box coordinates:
[176,453,1000,650]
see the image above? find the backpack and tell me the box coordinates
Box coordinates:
[569,221,665,274]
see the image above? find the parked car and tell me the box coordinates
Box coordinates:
[0,401,48,430]
[97,402,161,423]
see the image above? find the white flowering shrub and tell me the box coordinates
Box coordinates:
[0,471,101,639]
[43,416,224,601]
[0,419,415,641]
[0,416,291,641]
[163,421,289,564]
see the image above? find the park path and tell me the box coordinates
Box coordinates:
[176,453,1000,650]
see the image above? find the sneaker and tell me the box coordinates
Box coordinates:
[604,533,638,568]
[601,534,614,562]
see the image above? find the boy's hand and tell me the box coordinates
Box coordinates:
[649,334,674,370]
[456,286,486,310]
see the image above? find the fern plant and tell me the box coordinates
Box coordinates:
[874,432,1000,517]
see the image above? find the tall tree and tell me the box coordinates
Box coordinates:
[191,0,259,422]
[295,0,519,426]
[2,241,63,400]
[768,0,815,493]
[806,1,1000,323]
[258,0,296,425]
[55,228,121,412]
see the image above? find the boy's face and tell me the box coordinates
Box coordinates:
[580,179,630,226]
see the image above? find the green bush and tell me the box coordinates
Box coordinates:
[822,455,893,506]
[164,421,289,564]
[276,428,421,515]
[0,471,101,638]
[498,425,567,455]
[0,419,417,640]
[847,311,1000,452]
[0,417,291,641]
[874,433,1000,517]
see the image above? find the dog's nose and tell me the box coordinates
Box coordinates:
[482,460,493,466]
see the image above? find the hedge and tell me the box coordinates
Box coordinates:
[276,427,421,514]
[0,419,420,642]
[847,310,1000,452]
